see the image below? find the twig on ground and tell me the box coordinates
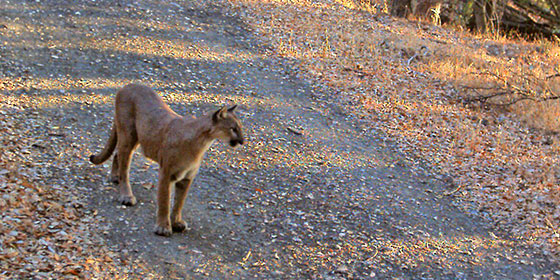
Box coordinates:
[407,46,429,66]
[287,127,303,135]
[443,185,463,196]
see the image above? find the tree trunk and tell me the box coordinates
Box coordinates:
[391,0,412,17]
[389,0,559,37]
[473,0,489,32]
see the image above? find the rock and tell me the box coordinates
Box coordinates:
[335,264,349,274]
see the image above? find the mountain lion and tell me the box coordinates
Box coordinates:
[89,84,244,236]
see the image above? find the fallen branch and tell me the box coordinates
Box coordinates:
[461,70,560,106]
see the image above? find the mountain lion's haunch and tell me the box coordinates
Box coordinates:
[89,84,244,236]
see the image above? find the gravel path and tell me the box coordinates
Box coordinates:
[1,0,557,278]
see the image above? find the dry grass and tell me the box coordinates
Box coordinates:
[420,32,560,132]
[227,0,560,259]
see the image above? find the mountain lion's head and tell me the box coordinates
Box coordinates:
[212,105,244,147]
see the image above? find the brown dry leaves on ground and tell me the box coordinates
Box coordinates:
[225,0,560,259]
[1,96,162,279]
[1,0,559,277]
[0,109,123,279]
[0,1,159,274]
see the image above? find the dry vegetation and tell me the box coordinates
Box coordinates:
[226,0,560,259]
[0,112,130,278]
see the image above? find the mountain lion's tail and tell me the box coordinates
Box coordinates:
[89,122,117,165]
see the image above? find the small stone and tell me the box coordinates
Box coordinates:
[335,265,349,274]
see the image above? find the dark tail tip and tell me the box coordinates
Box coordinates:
[89,154,96,164]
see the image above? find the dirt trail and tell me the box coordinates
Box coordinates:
[1,0,557,278]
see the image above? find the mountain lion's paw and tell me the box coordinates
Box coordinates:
[118,194,137,206]
[172,220,188,232]
[154,225,172,236]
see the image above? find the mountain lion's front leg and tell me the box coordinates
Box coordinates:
[171,178,192,232]
[154,170,172,236]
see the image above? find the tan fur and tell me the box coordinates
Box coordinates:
[90,84,244,236]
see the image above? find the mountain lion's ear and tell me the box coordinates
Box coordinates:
[227,104,237,112]
[212,106,228,122]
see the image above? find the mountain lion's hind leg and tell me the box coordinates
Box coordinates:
[116,131,138,206]
[109,154,119,184]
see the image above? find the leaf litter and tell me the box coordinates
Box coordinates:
[225,0,560,265]
[1,0,560,279]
